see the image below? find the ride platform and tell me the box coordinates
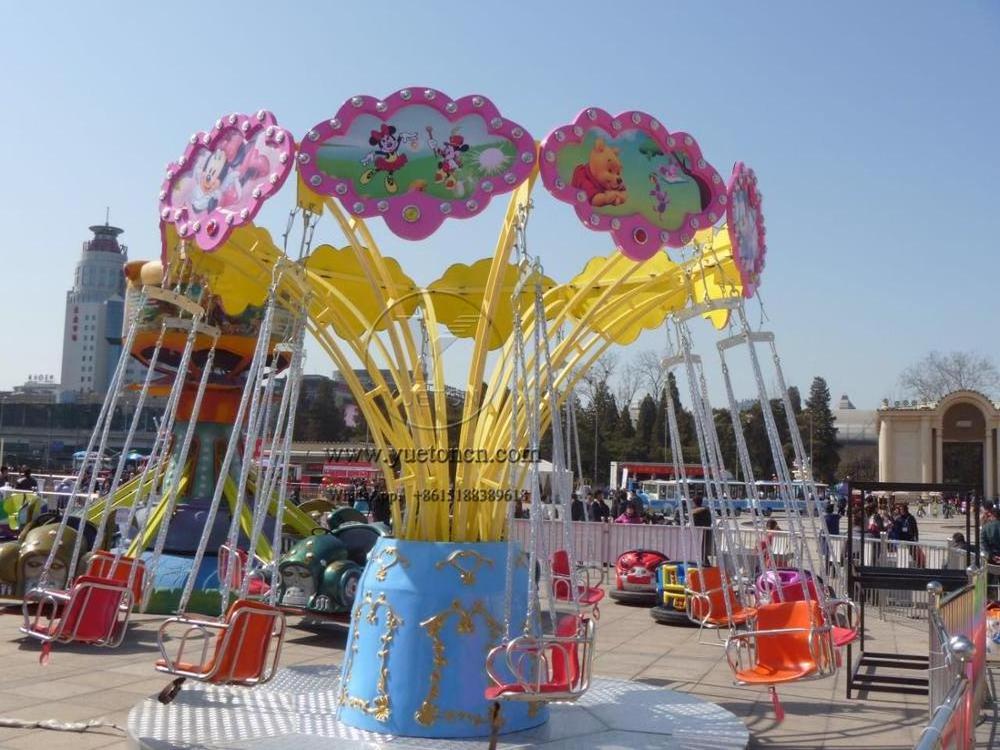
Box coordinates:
[126,664,750,749]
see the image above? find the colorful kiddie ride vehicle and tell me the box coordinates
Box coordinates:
[0,513,108,598]
[650,560,698,625]
[608,549,670,605]
[276,512,387,624]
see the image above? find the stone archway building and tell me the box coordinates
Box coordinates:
[876,390,999,498]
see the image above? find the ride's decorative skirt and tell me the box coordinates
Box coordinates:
[335,538,548,738]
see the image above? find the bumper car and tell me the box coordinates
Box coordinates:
[608,549,669,606]
[650,560,698,625]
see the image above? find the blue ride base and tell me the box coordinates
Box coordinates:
[336,538,548,738]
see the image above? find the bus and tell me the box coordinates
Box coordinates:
[638,478,828,517]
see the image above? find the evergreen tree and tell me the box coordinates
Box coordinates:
[617,403,635,439]
[666,372,699,464]
[712,408,737,478]
[295,380,345,441]
[636,394,657,448]
[804,377,839,483]
[787,386,802,415]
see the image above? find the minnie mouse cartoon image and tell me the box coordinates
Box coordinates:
[188,132,271,214]
[426,126,469,195]
[360,123,418,194]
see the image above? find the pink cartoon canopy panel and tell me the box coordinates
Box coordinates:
[539,107,726,261]
[297,88,537,240]
[726,162,767,298]
[159,111,295,252]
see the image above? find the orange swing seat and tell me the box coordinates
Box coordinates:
[155,599,285,685]
[86,550,147,608]
[687,567,757,627]
[725,599,835,686]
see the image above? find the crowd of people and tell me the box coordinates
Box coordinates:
[0,465,38,491]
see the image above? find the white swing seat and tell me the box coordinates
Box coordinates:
[21,575,133,648]
[155,599,285,686]
[484,614,595,702]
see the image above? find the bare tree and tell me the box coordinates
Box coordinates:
[899,350,1000,402]
[614,360,642,413]
[634,350,668,399]
[581,353,618,406]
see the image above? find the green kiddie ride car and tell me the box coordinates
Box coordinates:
[276,509,387,621]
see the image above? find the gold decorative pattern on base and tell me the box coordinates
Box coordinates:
[371,546,411,582]
[434,549,494,586]
[415,599,503,727]
[338,592,403,723]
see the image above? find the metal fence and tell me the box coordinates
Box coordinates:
[917,567,987,750]
[730,529,959,620]
[508,519,706,566]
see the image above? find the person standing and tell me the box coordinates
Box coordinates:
[589,490,610,521]
[614,499,644,524]
[691,494,713,565]
[982,505,1000,563]
[14,467,37,491]
[570,492,585,522]
[891,503,919,542]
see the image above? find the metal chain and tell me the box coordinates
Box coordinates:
[178,266,282,615]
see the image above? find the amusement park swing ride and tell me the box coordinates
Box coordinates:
[0,87,858,747]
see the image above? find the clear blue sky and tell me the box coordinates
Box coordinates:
[1,1,997,408]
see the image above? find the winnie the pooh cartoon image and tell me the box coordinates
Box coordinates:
[571,137,628,207]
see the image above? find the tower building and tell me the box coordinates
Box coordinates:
[59,221,129,401]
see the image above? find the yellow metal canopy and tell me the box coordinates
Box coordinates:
[155,172,746,542]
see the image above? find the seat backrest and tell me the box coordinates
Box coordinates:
[547,614,583,689]
[753,600,823,672]
[688,566,722,592]
[60,575,129,642]
[217,546,248,589]
[86,551,145,606]
[551,549,570,577]
[688,567,736,619]
[211,599,281,683]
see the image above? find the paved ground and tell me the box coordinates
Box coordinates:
[1,589,995,750]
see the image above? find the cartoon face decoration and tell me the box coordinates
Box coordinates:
[279,563,315,608]
[616,550,669,591]
[540,108,726,261]
[159,111,294,252]
[16,525,76,595]
[277,534,348,610]
[298,88,536,240]
[725,162,767,298]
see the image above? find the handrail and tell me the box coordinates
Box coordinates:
[917,574,983,750]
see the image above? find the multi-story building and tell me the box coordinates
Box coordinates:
[59,221,130,401]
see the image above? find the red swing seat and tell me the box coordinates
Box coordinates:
[86,550,147,608]
[687,567,757,627]
[824,598,859,647]
[217,545,270,598]
[155,599,285,685]
[725,600,835,686]
[551,550,604,608]
[484,614,594,701]
[21,574,133,648]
